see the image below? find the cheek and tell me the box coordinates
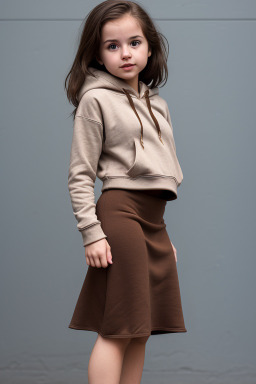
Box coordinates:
[141,46,150,57]
[103,51,116,61]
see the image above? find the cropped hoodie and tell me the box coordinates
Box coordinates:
[68,66,183,247]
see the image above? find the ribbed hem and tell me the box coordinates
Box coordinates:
[101,176,179,198]
[80,223,107,247]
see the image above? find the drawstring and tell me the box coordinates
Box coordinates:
[122,88,164,149]
[122,88,145,149]
[144,90,164,146]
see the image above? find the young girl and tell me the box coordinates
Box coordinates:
[65,1,187,383]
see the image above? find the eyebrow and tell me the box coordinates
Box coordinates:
[103,35,144,44]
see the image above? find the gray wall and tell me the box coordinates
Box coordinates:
[1,1,256,383]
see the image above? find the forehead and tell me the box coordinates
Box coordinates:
[101,14,144,38]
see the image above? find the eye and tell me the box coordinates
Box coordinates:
[131,40,141,47]
[108,43,118,50]
[107,40,141,50]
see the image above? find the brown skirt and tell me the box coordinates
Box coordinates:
[68,188,187,338]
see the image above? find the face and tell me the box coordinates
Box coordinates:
[97,14,151,93]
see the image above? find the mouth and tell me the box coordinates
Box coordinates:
[120,64,135,68]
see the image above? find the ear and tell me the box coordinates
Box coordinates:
[148,49,152,58]
[96,55,103,65]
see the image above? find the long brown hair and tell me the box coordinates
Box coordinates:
[64,0,169,119]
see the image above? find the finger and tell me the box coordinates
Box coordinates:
[107,247,113,264]
[85,250,90,266]
[100,256,109,268]
[85,256,90,266]
[173,247,177,263]
[88,255,96,267]
[94,257,102,268]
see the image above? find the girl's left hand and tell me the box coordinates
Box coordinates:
[171,241,177,263]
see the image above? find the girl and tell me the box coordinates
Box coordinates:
[65,1,187,383]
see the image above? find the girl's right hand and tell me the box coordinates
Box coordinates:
[85,238,113,268]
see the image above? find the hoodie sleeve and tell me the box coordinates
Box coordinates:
[68,95,107,247]
[165,102,177,153]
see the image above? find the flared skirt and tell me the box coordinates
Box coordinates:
[69,188,187,338]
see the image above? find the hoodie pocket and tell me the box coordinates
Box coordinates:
[125,137,153,178]
[125,136,183,184]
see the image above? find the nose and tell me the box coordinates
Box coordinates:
[121,45,132,59]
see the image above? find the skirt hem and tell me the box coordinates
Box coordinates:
[68,324,187,338]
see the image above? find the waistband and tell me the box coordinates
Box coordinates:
[101,176,178,201]
[103,188,175,201]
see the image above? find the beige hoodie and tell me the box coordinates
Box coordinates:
[68,67,183,247]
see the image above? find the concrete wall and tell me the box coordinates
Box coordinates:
[1,1,256,383]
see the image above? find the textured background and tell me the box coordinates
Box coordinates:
[1,0,256,383]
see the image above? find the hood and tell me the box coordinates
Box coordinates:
[77,67,164,149]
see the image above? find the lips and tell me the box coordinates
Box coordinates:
[121,64,135,68]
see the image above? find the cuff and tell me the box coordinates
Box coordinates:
[80,223,107,247]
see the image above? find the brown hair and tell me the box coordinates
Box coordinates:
[64,0,169,119]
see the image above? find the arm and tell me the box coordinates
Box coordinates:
[68,100,107,247]
[165,101,177,153]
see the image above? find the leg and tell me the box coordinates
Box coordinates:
[88,334,132,384]
[119,335,150,384]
